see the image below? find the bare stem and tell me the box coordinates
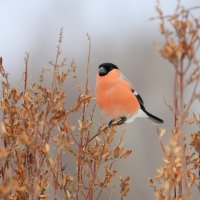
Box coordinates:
[77,33,92,200]
[24,52,29,90]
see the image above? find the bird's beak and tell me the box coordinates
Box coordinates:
[99,67,107,76]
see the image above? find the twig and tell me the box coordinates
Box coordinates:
[77,33,92,200]
[24,52,29,90]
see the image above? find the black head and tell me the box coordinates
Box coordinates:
[98,63,119,76]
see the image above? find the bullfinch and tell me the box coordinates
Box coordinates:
[95,63,164,126]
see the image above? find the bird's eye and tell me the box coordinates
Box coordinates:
[99,67,107,76]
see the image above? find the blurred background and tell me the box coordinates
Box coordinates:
[0,0,199,199]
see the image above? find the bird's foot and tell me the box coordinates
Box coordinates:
[116,116,127,125]
[108,119,115,127]
[108,116,127,127]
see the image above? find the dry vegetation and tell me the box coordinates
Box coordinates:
[0,1,200,200]
[149,1,200,199]
[0,30,132,200]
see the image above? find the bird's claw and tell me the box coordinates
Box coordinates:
[108,119,115,127]
[108,116,127,127]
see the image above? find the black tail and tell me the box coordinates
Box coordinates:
[142,107,164,124]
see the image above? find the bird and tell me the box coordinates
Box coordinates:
[95,63,164,126]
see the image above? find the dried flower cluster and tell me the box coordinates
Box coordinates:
[0,30,132,200]
[150,1,200,199]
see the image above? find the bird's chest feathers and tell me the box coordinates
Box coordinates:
[96,72,140,117]
[96,72,131,97]
[96,77,119,97]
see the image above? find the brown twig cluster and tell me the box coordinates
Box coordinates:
[0,30,132,200]
[150,1,200,199]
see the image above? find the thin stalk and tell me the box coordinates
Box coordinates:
[77,33,92,200]
[24,52,29,91]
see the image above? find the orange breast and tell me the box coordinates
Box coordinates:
[95,70,140,118]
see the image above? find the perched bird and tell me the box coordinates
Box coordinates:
[95,63,164,126]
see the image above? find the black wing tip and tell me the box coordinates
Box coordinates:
[148,114,164,124]
[152,117,164,124]
[141,107,164,124]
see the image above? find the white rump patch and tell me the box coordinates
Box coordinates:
[125,109,148,124]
